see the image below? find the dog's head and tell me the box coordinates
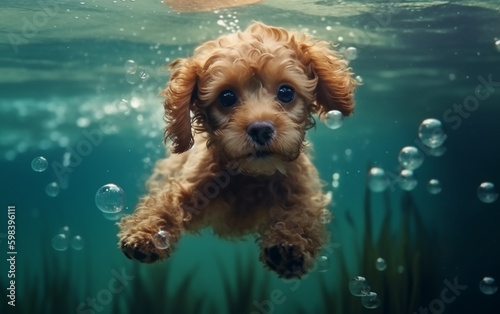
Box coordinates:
[162,22,357,175]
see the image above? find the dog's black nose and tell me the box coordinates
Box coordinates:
[247,121,275,146]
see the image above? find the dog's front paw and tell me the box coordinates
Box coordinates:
[119,231,171,263]
[261,243,306,279]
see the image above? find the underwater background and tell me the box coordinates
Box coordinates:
[1,0,500,313]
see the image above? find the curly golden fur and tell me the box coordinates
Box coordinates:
[118,22,357,278]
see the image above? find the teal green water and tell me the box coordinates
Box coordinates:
[1,0,500,313]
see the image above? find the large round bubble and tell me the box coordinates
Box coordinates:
[45,182,60,197]
[71,235,85,250]
[52,234,69,251]
[479,277,498,295]
[316,255,330,272]
[477,182,498,204]
[95,184,126,213]
[398,169,418,191]
[398,146,424,170]
[367,167,389,192]
[361,291,381,309]
[375,257,387,271]
[348,276,371,296]
[418,118,447,148]
[427,179,442,195]
[324,110,343,129]
[152,230,171,250]
[31,156,48,172]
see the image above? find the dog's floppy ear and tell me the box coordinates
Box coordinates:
[302,41,358,118]
[162,58,199,154]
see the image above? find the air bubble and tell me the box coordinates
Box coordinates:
[52,234,68,251]
[375,257,387,271]
[45,182,60,197]
[479,277,498,295]
[495,39,500,52]
[418,119,447,148]
[71,235,85,250]
[398,169,417,191]
[477,182,498,204]
[316,255,330,272]
[31,156,48,172]
[427,179,442,194]
[95,184,126,213]
[345,47,358,60]
[324,110,343,129]
[398,146,424,170]
[59,225,71,237]
[152,230,171,249]
[367,167,389,192]
[361,291,381,309]
[348,276,371,296]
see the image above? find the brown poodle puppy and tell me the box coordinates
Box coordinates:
[118,22,357,279]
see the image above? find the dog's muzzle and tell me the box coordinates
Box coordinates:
[247,121,275,146]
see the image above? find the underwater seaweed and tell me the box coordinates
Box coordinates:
[112,261,204,314]
[1,244,83,314]
[304,180,440,313]
[111,247,270,314]
[216,250,271,314]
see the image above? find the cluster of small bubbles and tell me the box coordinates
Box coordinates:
[316,255,330,272]
[477,182,498,204]
[427,179,442,195]
[398,169,417,191]
[355,75,363,83]
[361,291,381,309]
[216,12,240,33]
[344,47,358,61]
[71,235,85,250]
[348,276,371,296]
[418,118,447,148]
[375,257,387,271]
[367,167,389,192]
[319,209,332,224]
[398,146,424,170]
[95,183,126,213]
[45,182,60,197]
[332,172,340,189]
[52,234,69,251]
[324,110,343,129]
[479,277,498,295]
[31,156,48,172]
[152,230,171,249]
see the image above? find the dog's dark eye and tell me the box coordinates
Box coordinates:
[277,85,295,104]
[218,90,238,108]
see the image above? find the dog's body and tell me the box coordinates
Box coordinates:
[118,22,357,278]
